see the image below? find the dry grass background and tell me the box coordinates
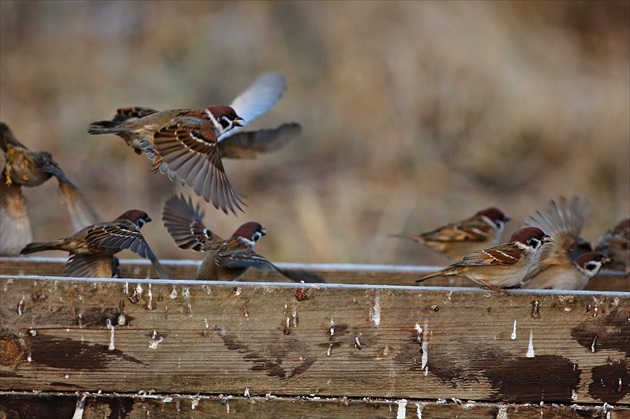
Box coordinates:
[1,1,628,267]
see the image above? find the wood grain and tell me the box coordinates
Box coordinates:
[1,392,628,419]
[1,256,628,290]
[1,275,628,406]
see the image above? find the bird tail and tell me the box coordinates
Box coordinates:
[415,271,443,283]
[389,234,424,244]
[20,240,64,255]
[87,121,128,135]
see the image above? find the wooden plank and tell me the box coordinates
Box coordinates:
[1,256,628,291]
[1,276,628,405]
[1,392,628,419]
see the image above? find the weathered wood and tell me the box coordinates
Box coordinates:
[1,276,628,406]
[0,392,628,419]
[1,256,628,291]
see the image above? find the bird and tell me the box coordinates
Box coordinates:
[0,122,99,255]
[416,227,551,290]
[523,251,610,290]
[392,207,510,261]
[595,218,629,273]
[162,194,322,282]
[520,196,594,288]
[88,73,295,215]
[20,209,169,279]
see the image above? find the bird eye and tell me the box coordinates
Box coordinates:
[495,220,504,229]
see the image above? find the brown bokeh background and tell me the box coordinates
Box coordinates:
[1,1,628,266]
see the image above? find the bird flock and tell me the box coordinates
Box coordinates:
[1,73,628,290]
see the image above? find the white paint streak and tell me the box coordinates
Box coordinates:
[147,284,153,310]
[170,287,178,299]
[511,320,517,340]
[415,402,423,418]
[526,329,535,358]
[369,291,381,327]
[496,405,508,419]
[421,319,429,375]
[106,319,115,351]
[396,399,407,419]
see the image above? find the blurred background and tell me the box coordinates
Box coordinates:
[1,1,628,267]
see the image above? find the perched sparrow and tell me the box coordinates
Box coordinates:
[595,218,630,273]
[88,73,295,215]
[20,209,169,279]
[523,251,610,290]
[416,227,551,290]
[521,196,594,288]
[0,122,99,255]
[162,195,321,282]
[392,207,510,261]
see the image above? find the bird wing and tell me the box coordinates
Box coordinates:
[421,216,494,243]
[221,73,287,139]
[0,176,32,255]
[0,122,27,152]
[218,123,301,159]
[162,194,223,251]
[57,180,100,231]
[153,122,246,215]
[65,254,120,278]
[215,248,276,271]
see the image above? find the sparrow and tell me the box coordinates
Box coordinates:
[595,218,630,273]
[162,194,322,282]
[88,73,294,215]
[523,251,610,290]
[520,196,595,288]
[20,209,169,279]
[416,227,551,290]
[0,122,99,255]
[392,207,510,261]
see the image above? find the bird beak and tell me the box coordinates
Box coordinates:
[601,256,612,264]
[235,117,244,127]
[260,227,267,236]
[542,234,552,243]
[146,216,152,223]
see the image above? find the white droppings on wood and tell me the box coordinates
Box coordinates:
[421,319,429,375]
[234,287,242,296]
[27,352,32,362]
[29,329,36,336]
[572,389,578,400]
[244,387,250,397]
[136,283,143,296]
[564,307,572,312]
[124,282,129,294]
[170,287,178,299]
[396,399,407,419]
[369,291,381,327]
[106,319,115,351]
[17,295,25,315]
[355,336,362,349]
[147,284,153,310]
[182,287,190,299]
[149,336,164,350]
[591,336,597,353]
[593,307,599,317]
[496,405,508,419]
[330,317,335,337]
[204,317,209,329]
[526,329,535,358]
[414,323,423,341]
[292,310,298,327]
[326,343,333,357]
[71,394,86,419]
[511,320,517,340]
[117,314,126,326]
[415,402,423,419]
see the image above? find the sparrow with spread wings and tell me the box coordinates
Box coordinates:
[0,122,99,255]
[88,73,301,215]
[162,194,321,282]
[20,209,169,279]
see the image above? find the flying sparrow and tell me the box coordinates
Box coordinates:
[0,122,99,255]
[20,209,169,279]
[523,251,610,290]
[520,196,594,287]
[392,207,510,261]
[594,218,630,273]
[88,73,294,215]
[162,194,321,282]
[416,227,551,290]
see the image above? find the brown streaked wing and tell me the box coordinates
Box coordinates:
[57,179,100,231]
[154,123,246,215]
[162,194,222,251]
[455,245,522,266]
[113,106,158,122]
[65,254,119,278]
[215,248,276,271]
[422,216,492,242]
